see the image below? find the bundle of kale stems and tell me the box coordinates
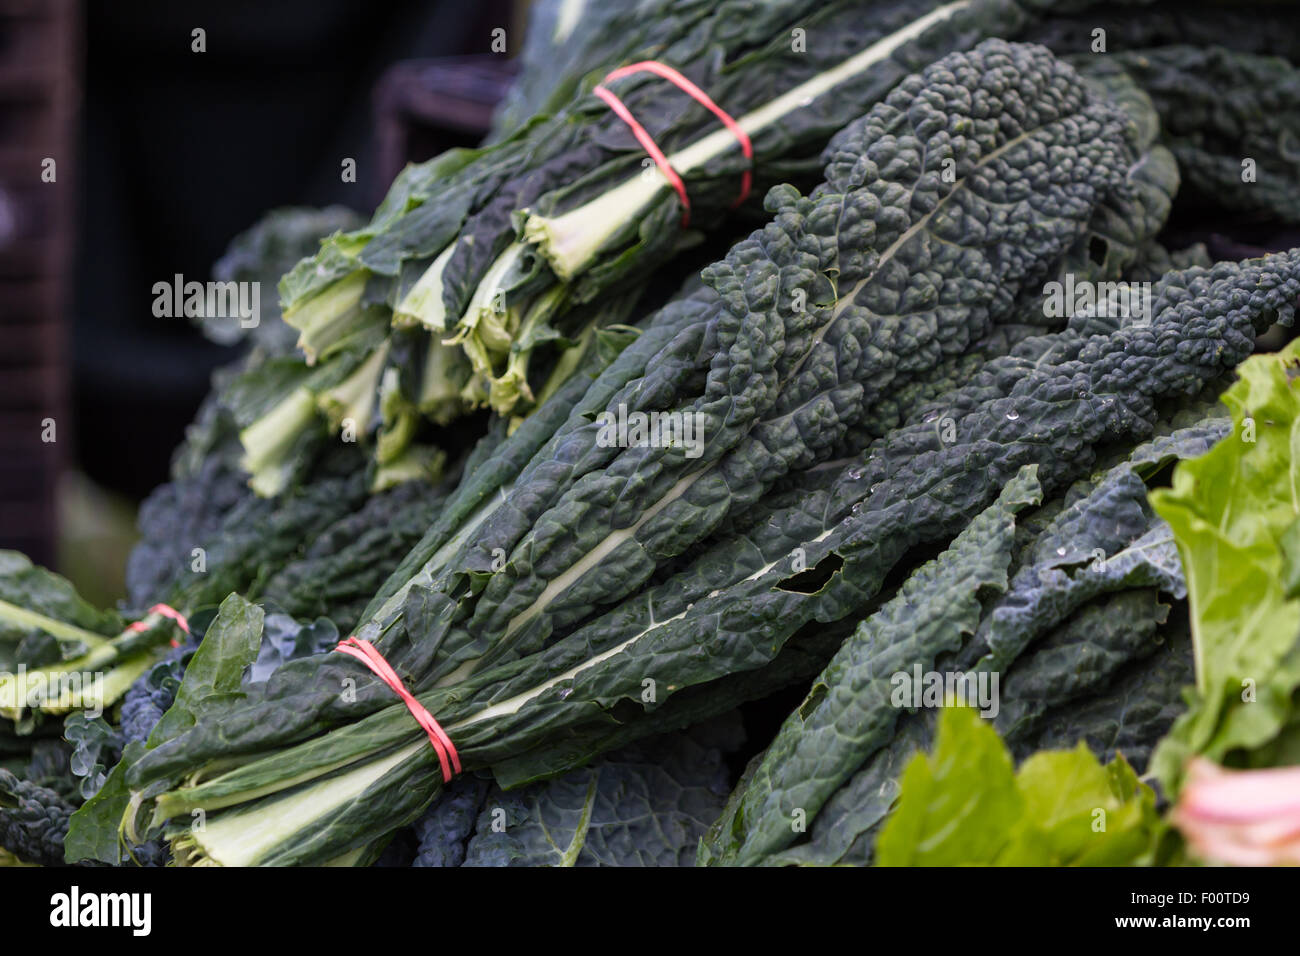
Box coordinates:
[3,0,1300,867]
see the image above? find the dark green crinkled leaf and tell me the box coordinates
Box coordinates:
[489,621,845,791]
[1024,608,1194,772]
[411,775,490,867]
[992,587,1171,744]
[951,448,1198,679]
[706,466,1042,866]
[1026,0,1300,64]
[353,37,1141,712]
[0,768,77,867]
[110,22,1300,863]
[131,443,374,616]
[262,0,1047,467]
[783,590,1177,867]
[730,418,1224,866]
[126,434,250,612]
[1125,242,1214,284]
[1085,46,1300,224]
[258,478,449,633]
[122,232,1300,866]
[465,722,736,867]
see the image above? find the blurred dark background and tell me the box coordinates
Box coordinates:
[0,0,522,601]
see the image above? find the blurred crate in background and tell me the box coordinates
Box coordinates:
[0,0,77,568]
[372,54,517,197]
[0,0,522,576]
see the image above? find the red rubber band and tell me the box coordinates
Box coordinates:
[128,603,189,648]
[334,636,460,783]
[594,60,753,228]
[592,85,691,225]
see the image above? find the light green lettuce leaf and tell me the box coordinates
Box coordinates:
[1150,338,1300,791]
[876,707,1159,866]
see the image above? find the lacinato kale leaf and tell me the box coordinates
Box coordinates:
[270,0,1031,443]
[121,39,1144,788]
[257,479,449,634]
[1025,0,1300,64]
[67,26,1300,866]
[734,418,1226,865]
[487,623,846,791]
[0,768,77,867]
[465,718,739,867]
[992,587,1172,745]
[1025,611,1193,772]
[701,466,1043,865]
[1087,46,1300,224]
[121,238,1300,866]
[411,775,490,868]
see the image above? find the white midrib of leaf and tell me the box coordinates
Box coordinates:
[396,242,457,330]
[186,740,425,866]
[38,651,154,714]
[501,472,698,641]
[457,241,527,337]
[541,773,598,866]
[0,623,151,718]
[449,607,689,729]
[239,386,317,497]
[523,0,973,278]
[0,597,111,649]
[743,525,838,585]
[553,0,586,44]
[318,338,391,430]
